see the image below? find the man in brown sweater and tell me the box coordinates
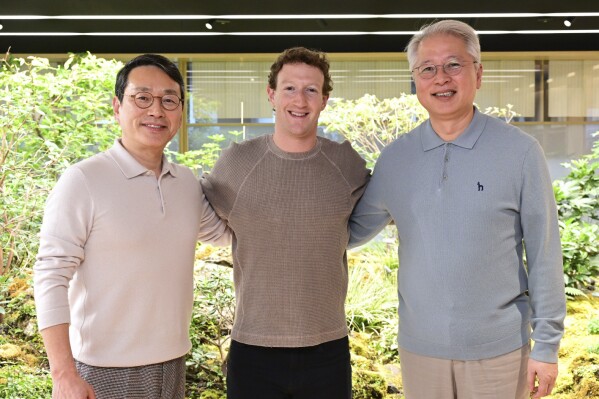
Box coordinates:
[201,47,369,398]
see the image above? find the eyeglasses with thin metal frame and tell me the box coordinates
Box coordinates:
[126,92,183,111]
[412,60,479,80]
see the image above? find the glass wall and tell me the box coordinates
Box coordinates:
[180,53,599,178]
[475,60,537,119]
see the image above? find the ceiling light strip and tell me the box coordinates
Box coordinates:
[3,30,599,37]
[2,12,599,20]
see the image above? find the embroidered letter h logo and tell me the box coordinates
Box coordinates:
[477,182,484,192]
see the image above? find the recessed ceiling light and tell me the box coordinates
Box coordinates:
[564,17,575,27]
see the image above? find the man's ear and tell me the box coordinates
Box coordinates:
[322,95,329,110]
[476,63,483,90]
[112,96,121,122]
[266,85,275,106]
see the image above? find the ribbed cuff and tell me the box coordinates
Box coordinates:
[530,341,559,363]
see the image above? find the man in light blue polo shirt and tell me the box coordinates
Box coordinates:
[349,20,565,399]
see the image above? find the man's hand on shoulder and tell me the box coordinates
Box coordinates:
[528,358,558,398]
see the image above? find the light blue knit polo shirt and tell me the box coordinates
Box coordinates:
[350,108,565,363]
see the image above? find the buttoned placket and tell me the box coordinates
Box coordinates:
[145,170,168,215]
[439,143,451,188]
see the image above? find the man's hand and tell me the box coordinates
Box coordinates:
[528,358,558,398]
[40,324,96,398]
[51,370,96,399]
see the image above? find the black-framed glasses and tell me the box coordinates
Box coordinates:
[412,60,478,80]
[127,92,182,111]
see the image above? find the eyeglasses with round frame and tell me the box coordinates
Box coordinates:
[126,92,183,111]
[412,60,478,80]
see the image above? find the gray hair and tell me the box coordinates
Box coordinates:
[405,20,481,70]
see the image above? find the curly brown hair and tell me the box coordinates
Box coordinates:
[268,47,333,96]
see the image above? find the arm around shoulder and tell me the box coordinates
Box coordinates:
[348,154,392,249]
[197,190,231,247]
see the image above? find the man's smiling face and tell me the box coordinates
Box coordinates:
[113,65,182,155]
[267,62,328,143]
[413,34,482,125]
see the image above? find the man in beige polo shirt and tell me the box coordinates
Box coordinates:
[34,54,230,399]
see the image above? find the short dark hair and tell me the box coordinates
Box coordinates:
[114,54,185,103]
[268,47,333,96]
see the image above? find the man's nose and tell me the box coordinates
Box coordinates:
[433,67,451,84]
[147,99,165,116]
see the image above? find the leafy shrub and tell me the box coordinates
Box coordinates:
[167,130,244,174]
[0,366,52,398]
[320,94,429,169]
[346,261,398,334]
[560,220,599,291]
[186,260,234,396]
[0,54,121,281]
[589,318,599,335]
[347,249,399,365]
[554,135,599,297]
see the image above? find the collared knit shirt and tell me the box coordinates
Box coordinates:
[201,135,369,347]
[34,140,230,367]
[350,109,565,363]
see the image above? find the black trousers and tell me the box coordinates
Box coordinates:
[226,336,352,399]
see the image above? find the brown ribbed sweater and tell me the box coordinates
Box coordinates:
[201,135,369,347]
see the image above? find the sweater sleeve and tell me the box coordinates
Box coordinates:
[348,152,392,248]
[520,141,566,363]
[33,167,93,331]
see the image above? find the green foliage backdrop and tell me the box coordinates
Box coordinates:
[1,53,598,398]
[1,54,121,281]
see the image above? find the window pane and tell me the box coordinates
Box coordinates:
[548,60,599,118]
[188,61,272,123]
[519,123,599,179]
[476,60,536,118]
[330,60,412,100]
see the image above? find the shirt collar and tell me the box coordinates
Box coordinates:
[421,107,487,152]
[107,139,177,179]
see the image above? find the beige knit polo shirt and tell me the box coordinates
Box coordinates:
[201,135,369,347]
[34,140,230,367]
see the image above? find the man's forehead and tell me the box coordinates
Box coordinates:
[127,84,179,94]
[127,67,180,94]
[278,64,324,81]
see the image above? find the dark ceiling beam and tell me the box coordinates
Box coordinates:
[2,0,595,14]
[5,33,599,55]
[2,1,597,54]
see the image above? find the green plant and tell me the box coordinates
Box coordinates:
[168,130,245,174]
[186,261,235,396]
[554,134,599,297]
[346,261,397,334]
[352,369,387,399]
[589,318,599,335]
[320,94,521,170]
[346,249,399,365]
[0,366,52,397]
[0,53,122,279]
[320,94,429,168]
[554,135,599,223]
[482,103,519,123]
[559,219,599,293]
